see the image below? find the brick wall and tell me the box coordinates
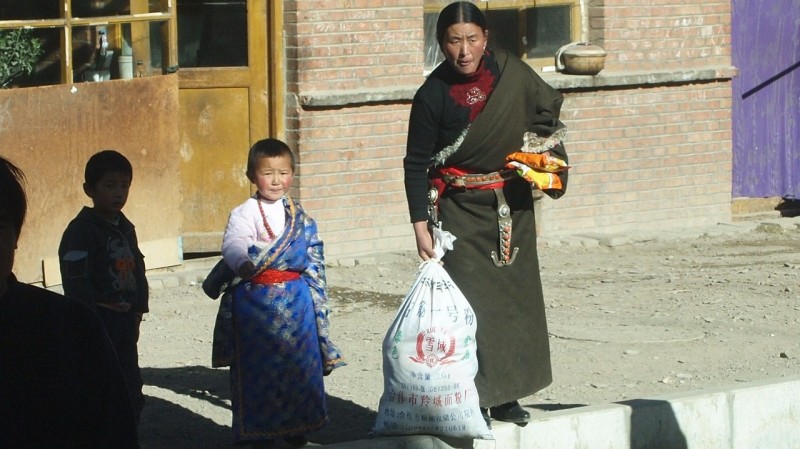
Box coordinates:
[283,0,733,262]
[287,104,413,256]
[286,2,423,91]
[591,0,731,72]
[284,1,424,260]
[544,0,734,235]
[541,82,732,236]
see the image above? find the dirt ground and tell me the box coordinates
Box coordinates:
[137,216,800,448]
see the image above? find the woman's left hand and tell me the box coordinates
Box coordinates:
[412,221,436,261]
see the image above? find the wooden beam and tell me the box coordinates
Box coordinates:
[248,0,269,143]
[268,0,285,140]
[160,0,178,71]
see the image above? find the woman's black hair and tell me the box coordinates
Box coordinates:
[436,1,487,45]
[0,156,27,240]
[246,138,296,181]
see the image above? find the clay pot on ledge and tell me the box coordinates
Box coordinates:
[555,42,607,75]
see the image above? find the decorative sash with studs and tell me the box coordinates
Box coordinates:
[429,168,520,267]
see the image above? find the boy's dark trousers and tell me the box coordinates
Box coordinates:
[96,308,145,422]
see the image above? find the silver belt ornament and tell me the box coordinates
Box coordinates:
[491,188,518,267]
[427,187,439,226]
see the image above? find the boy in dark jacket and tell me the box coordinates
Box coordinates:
[59,150,149,421]
[1,155,139,448]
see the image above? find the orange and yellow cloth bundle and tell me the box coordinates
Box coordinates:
[505,152,570,190]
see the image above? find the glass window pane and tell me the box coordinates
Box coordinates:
[73,26,101,81]
[177,0,247,68]
[423,11,444,72]
[73,25,120,81]
[73,0,132,18]
[485,9,521,57]
[147,0,168,14]
[0,1,60,20]
[148,22,164,69]
[525,5,571,59]
[7,28,61,87]
[72,24,149,81]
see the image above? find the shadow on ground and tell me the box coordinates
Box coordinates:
[529,402,587,412]
[329,286,404,312]
[139,365,377,448]
[776,198,800,217]
[139,366,229,449]
[618,399,688,449]
[139,395,229,449]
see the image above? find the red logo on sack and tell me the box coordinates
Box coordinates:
[409,327,457,367]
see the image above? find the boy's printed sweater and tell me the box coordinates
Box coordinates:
[59,207,149,313]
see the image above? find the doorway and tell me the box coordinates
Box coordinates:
[176,0,280,252]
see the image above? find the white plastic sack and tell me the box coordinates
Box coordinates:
[373,228,492,439]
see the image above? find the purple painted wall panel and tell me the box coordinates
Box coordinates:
[732,0,800,199]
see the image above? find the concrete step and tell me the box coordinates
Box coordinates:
[318,376,800,449]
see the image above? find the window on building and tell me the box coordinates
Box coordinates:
[145,0,248,70]
[423,0,581,73]
[0,0,176,87]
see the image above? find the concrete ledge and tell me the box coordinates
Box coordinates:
[319,376,800,448]
[298,85,419,108]
[543,65,738,91]
[295,66,737,108]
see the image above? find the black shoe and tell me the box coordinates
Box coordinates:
[490,401,531,424]
[480,407,492,429]
[284,435,308,448]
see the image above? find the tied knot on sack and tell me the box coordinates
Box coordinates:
[431,225,456,261]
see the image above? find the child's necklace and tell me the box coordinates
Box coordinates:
[256,193,277,240]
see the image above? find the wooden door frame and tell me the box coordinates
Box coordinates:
[267,0,285,140]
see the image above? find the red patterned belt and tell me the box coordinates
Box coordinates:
[431,167,517,193]
[252,269,301,285]
[428,167,519,215]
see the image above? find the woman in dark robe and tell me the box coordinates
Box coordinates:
[403,1,569,428]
